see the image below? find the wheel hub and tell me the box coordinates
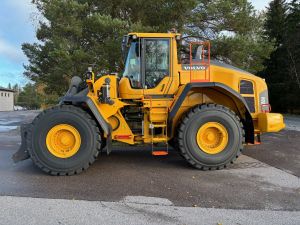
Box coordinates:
[46,124,81,158]
[196,122,228,154]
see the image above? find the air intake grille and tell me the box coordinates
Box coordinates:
[240,80,254,94]
[244,97,255,113]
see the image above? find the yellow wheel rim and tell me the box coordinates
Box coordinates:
[196,122,228,155]
[46,124,81,158]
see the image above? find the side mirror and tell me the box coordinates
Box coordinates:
[121,35,129,62]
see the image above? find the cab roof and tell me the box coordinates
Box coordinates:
[128,32,181,38]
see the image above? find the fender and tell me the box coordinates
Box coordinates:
[61,92,112,154]
[168,82,255,144]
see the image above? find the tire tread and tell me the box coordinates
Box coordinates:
[177,103,245,170]
[27,105,101,176]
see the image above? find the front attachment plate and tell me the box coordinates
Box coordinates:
[12,123,30,163]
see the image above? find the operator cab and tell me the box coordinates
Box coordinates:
[122,34,170,89]
[119,33,177,99]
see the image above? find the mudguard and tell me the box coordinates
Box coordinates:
[61,95,112,155]
[168,82,255,144]
[57,76,112,153]
[13,76,112,163]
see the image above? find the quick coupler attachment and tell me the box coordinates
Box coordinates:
[12,123,30,163]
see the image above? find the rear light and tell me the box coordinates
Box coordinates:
[261,104,271,113]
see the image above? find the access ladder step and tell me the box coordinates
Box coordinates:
[151,124,167,128]
[151,112,167,114]
[152,137,168,142]
[152,151,168,156]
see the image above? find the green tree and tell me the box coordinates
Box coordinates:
[184,0,274,74]
[23,0,271,97]
[17,83,42,109]
[12,83,20,104]
[264,0,288,45]
[12,84,19,91]
[284,0,300,112]
[260,0,300,112]
[23,0,196,96]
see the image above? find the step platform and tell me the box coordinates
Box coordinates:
[152,151,168,156]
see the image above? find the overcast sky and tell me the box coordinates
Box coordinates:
[0,0,272,88]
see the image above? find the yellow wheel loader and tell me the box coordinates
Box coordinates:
[13,32,285,175]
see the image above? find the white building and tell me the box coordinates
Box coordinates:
[0,88,14,111]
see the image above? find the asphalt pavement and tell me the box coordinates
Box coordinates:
[0,110,299,225]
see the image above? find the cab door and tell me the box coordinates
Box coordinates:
[142,38,172,96]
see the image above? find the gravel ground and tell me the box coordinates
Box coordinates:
[284,114,300,132]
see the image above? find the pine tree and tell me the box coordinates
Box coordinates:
[261,0,300,112]
[17,84,41,110]
[284,0,300,111]
[23,0,197,96]
[23,0,273,97]
[264,0,288,45]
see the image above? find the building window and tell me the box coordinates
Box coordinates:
[8,93,10,97]
[1,93,2,97]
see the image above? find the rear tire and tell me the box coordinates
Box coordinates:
[178,104,244,170]
[27,105,102,175]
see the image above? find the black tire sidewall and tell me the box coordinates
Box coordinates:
[30,107,98,172]
[182,107,242,167]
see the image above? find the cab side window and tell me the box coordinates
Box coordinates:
[144,39,170,89]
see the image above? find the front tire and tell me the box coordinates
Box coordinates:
[178,104,244,170]
[27,105,102,175]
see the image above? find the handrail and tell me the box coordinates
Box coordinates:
[189,41,211,82]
